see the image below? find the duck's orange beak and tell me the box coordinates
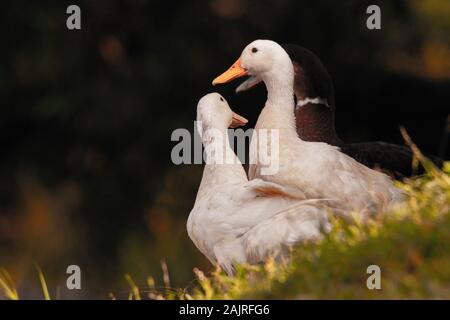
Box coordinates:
[230,111,248,128]
[212,58,248,85]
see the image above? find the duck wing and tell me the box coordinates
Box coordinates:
[247,179,307,199]
[241,202,332,265]
[341,141,416,179]
[188,179,336,274]
[343,141,443,178]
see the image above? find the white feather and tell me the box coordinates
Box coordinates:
[239,40,405,217]
[188,93,335,274]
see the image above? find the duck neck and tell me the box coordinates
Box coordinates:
[265,72,295,108]
[295,101,343,146]
[260,70,298,135]
[196,125,247,201]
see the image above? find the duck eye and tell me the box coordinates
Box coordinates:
[252,47,258,53]
[220,97,224,102]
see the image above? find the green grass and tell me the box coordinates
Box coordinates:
[34,263,51,300]
[172,159,450,299]
[1,144,449,300]
[0,264,51,300]
[0,268,19,300]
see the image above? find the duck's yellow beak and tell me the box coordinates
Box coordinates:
[230,111,248,128]
[212,58,248,85]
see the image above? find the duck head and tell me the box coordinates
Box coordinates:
[222,43,341,145]
[196,93,248,136]
[283,44,340,144]
[234,44,335,108]
[212,40,294,88]
[283,44,335,109]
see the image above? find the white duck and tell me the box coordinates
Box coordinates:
[213,40,404,217]
[187,93,334,274]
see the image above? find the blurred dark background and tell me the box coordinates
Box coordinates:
[0,0,449,298]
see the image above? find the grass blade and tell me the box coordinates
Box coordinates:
[34,263,51,300]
